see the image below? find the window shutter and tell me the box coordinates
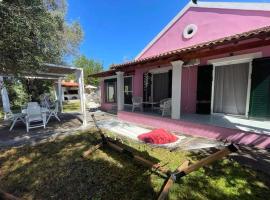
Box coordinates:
[249,57,270,118]
[143,73,152,102]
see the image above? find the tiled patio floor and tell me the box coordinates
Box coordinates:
[119,110,270,148]
[0,111,114,149]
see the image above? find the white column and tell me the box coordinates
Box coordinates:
[116,71,124,111]
[76,69,87,126]
[57,78,63,113]
[171,60,184,119]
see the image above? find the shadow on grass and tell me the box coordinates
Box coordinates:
[168,148,270,200]
[0,132,269,200]
[0,132,158,200]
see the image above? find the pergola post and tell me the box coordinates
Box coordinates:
[116,71,124,111]
[0,76,11,120]
[57,78,63,113]
[171,60,184,119]
[76,69,87,126]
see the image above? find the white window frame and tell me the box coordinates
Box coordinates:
[149,66,172,74]
[104,79,117,103]
[102,75,117,80]
[124,75,133,105]
[208,52,262,117]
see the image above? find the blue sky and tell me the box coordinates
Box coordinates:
[66,0,269,69]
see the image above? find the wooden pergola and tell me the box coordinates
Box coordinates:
[0,63,87,126]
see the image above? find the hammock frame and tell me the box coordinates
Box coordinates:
[84,114,238,200]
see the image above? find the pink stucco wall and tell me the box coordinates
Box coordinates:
[118,111,270,149]
[139,7,270,59]
[181,66,198,113]
[133,68,144,97]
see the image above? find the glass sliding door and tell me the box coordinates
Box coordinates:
[124,76,133,104]
[213,62,249,115]
[152,72,171,102]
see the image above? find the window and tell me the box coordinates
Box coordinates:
[68,90,78,94]
[105,78,117,103]
[124,76,133,104]
[183,24,198,39]
[104,77,132,104]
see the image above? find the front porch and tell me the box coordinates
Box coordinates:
[94,27,270,149]
[118,110,270,149]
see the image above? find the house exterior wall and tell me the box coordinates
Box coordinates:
[181,66,198,113]
[133,68,144,98]
[139,7,270,59]
[100,45,270,112]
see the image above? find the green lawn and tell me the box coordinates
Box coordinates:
[0,130,269,200]
[63,100,81,112]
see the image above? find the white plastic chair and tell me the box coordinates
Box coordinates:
[153,98,171,112]
[25,102,46,132]
[161,99,171,117]
[160,98,171,110]
[40,94,53,109]
[46,101,61,124]
[132,96,143,112]
[5,111,26,131]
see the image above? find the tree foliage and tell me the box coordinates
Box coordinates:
[4,78,29,109]
[72,55,103,86]
[3,77,55,109]
[0,0,83,76]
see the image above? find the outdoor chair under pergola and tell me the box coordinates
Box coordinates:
[0,63,87,131]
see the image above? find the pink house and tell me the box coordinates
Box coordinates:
[90,1,270,148]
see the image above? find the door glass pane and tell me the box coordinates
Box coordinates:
[214,63,249,115]
[124,92,132,104]
[106,82,116,103]
[124,77,132,92]
[153,72,170,102]
[124,77,132,104]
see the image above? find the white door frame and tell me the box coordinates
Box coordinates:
[208,52,262,117]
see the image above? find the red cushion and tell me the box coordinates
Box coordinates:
[138,128,178,144]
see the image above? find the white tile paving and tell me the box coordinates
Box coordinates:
[182,114,270,135]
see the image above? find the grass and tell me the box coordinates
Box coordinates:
[0,107,3,120]
[63,100,81,113]
[0,130,269,200]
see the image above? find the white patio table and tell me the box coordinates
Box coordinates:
[22,107,49,123]
[142,101,159,111]
[22,107,49,114]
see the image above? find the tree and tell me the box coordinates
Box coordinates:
[0,0,83,76]
[72,55,103,86]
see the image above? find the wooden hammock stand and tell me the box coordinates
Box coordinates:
[83,114,238,200]
[0,114,237,200]
[0,189,21,200]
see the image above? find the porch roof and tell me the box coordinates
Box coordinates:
[90,26,270,78]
